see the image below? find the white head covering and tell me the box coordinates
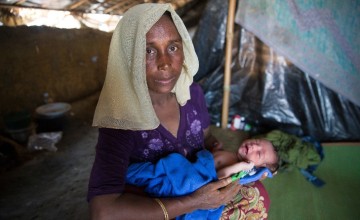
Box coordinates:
[92,3,199,130]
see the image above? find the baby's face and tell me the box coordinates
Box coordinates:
[237,139,277,167]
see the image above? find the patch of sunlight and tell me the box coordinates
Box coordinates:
[25,10,82,29]
[1,8,121,32]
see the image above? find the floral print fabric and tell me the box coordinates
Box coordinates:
[221,181,270,220]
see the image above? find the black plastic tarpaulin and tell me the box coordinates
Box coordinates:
[192,0,360,141]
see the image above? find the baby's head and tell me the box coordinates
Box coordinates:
[237,138,279,174]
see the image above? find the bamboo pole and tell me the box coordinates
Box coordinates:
[68,0,88,10]
[221,0,236,129]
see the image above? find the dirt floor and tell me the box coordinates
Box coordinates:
[0,117,248,220]
[0,119,97,220]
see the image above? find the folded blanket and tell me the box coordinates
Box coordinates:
[126,149,224,220]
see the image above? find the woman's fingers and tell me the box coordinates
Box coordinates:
[192,178,240,209]
[214,177,232,189]
[217,181,241,203]
[214,179,241,201]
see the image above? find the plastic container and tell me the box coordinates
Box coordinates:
[35,102,71,133]
[5,123,36,144]
[3,110,32,130]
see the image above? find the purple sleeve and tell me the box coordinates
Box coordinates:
[190,83,211,129]
[87,128,134,202]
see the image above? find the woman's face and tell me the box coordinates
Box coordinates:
[145,14,184,95]
[237,139,277,168]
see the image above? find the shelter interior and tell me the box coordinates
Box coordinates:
[0,0,359,219]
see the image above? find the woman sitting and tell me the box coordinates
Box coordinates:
[87,3,270,220]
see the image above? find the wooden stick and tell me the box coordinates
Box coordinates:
[221,0,236,129]
[67,0,88,10]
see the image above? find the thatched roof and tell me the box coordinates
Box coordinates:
[0,0,199,15]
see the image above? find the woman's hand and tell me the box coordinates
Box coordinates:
[189,177,240,210]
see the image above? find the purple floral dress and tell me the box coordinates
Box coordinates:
[87,83,210,201]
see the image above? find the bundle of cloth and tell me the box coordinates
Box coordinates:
[126,150,224,220]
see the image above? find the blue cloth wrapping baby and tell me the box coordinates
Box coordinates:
[126,149,224,220]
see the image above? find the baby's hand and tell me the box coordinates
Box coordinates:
[259,170,277,181]
[259,172,268,181]
[239,161,254,171]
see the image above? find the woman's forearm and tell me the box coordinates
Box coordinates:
[90,193,197,220]
[90,177,237,220]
